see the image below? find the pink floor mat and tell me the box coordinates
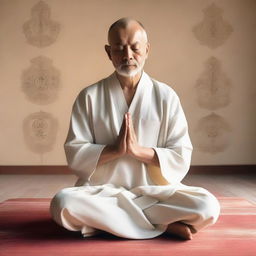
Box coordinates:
[0,197,256,256]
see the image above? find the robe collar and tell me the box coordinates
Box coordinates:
[107,70,153,119]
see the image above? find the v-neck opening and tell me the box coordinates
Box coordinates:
[122,87,136,110]
[106,71,153,131]
[114,71,144,115]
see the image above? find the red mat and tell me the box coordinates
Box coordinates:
[0,197,256,256]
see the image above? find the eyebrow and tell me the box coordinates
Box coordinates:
[113,41,140,46]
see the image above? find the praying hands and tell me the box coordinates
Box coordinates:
[97,112,160,167]
[116,112,140,158]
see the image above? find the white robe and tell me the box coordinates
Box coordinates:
[50,72,220,239]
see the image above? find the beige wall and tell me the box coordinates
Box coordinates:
[0,0,255,166]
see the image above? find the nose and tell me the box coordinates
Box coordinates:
[123,46,133,61]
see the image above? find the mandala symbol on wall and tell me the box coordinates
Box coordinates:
[193,3,233,49]
[23,0,60,47]
[194,113,231,154]
[21,56,61,105]
[23,111,58,154]
[195,56,232,110]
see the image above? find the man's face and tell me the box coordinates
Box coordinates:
[105,23,149,77]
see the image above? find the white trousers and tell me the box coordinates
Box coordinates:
[50,184,220,239]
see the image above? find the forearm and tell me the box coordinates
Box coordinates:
[97,145,160,167]
[133,147,160,167]
[97,145,122,167]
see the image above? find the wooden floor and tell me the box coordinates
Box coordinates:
[0,174,255,204]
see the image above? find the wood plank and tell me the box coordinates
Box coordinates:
[0,174,255,204]
[0,165,255,174]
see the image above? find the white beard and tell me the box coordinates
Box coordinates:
[116,60,145,77]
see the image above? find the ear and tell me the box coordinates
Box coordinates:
[145,42,150,59]
[105,45,112,60]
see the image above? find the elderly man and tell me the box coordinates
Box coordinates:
[50,18,220,240]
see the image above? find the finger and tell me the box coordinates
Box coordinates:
[119,114,127,136]
[127,119,134,144]
[125,113,130,138]
[128,114,137,141]
[126,113,133,131]
[125,113,130,128]
[129,114,133,129]
[117,115,127,154]
[122,114,127,129]
[124,114,128,137]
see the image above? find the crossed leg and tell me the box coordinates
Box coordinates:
[50,185,220,240]
[143,186,220,240]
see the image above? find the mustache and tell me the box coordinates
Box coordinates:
[120,61,138,67]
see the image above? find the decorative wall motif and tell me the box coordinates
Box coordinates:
[192,3,234,154]
[21,1,61,159]
[21,56,61,105]
[193,3,233,49]
[195,113,231,154]
[195,56,232,110]
[23,111,58,154]
[23,0,60,48]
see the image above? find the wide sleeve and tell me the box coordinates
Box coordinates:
[149,94,193,185]
[64,90,106,181]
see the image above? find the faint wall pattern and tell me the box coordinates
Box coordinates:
[23,111,58,154]
[23,0,60,47]
[21,56,61,105]
[195,56,232,110]
[193,3,233,49]
[195,112,231,154]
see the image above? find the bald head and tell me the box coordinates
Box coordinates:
[107,17,148,44]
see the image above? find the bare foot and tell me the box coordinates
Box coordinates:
[166,222,194,240]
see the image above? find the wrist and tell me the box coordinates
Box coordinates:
[97,145,124,167]
[129,145,144,159]
[131,146,159,166]
[109,145,126,158]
